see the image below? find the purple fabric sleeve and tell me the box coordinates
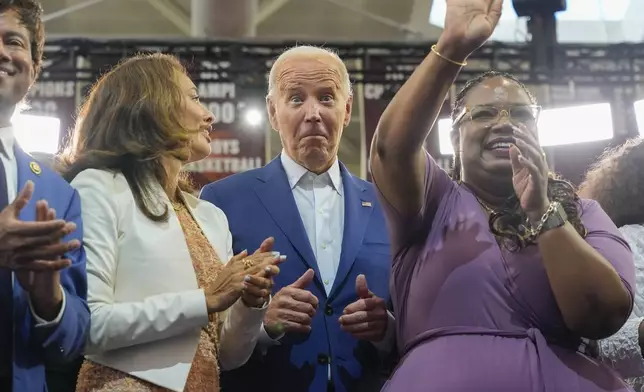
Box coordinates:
[580,198,636,304]
[372,150,453,255]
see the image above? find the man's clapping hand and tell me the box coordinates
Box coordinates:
[339,274,388,342]
[0,181,79,271]
[11,182,81,320]
[263,268,318,339]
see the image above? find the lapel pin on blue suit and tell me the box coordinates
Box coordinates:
[361,201,372,207]
[29,161,41,176]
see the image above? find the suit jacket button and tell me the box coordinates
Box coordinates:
[324,305,333,316]
[317,354,330,365]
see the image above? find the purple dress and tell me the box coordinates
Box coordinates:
[377,153,636,392]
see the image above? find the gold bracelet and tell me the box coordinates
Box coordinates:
[431,44,468,67]
[527,201,559,238]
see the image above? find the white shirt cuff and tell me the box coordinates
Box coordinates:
[371,310,396,353]
[246,295,282,349]
[29,285,66,327]
[219,296,272,370]
[257,321,284,354]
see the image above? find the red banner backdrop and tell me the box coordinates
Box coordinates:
[184,58,266,189]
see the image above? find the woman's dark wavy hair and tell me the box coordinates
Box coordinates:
[578,138,644,228]
[59,53,196,222]
[449,70,586,249]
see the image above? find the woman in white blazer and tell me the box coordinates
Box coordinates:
[60,53,282,392]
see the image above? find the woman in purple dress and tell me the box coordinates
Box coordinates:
[370,0,636,391]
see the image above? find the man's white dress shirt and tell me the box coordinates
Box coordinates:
[282,150,345,293]
[257,151,395,377]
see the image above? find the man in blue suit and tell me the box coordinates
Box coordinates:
[0,1,90,391]
[201,46,395,392]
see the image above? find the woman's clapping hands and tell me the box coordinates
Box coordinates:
[241,237,285,308]
[205,237,285,313]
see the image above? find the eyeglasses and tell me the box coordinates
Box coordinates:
[453,104,542,126]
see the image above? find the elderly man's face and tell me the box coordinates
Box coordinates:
[267,54,352,174]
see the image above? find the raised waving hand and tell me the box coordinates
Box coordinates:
[370,0,505,223]
[443,0,504,55]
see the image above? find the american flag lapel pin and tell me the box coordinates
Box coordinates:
[361,201,372,207]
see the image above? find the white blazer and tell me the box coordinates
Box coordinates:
[72,168,266,392]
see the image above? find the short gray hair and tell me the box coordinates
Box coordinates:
[267,45,352,97]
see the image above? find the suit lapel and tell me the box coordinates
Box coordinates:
[329,165,372,300]
[254,158,321,282]
[14,147,40,223]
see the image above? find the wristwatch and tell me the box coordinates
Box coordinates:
[535,201,568,235]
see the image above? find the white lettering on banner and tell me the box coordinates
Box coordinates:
[185,156,263,173]
[27,101,59,117]
[30,81,76,98]
[364,83,385,100]
[198,82,236,99]
[205,102,236,124]
[198,60,232,81]
[25,81,76,117]
[384,63,415,82]
[211,139,240,155]
[364,61,418,102]
[198,82,238,125]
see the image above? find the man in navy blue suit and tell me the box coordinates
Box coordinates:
[201,46,395,392]
[0,1,90,391]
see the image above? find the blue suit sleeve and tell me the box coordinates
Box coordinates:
[199,183,219,205]
[34,189,90,362]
